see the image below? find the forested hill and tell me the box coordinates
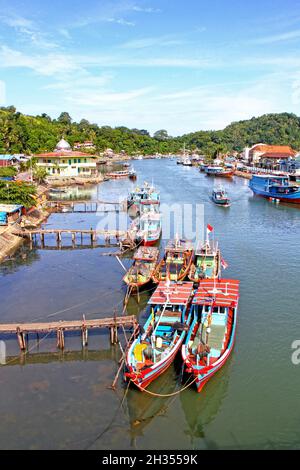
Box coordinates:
[1,106,300,156]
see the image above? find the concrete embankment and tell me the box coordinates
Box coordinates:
[47,175,104,188]
[234,170,252,179]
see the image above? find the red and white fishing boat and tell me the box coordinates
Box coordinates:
[182,278,239,392]
[124,281,194,390]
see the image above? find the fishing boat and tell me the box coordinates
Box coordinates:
[182,278,239,392]
[211,187,231,206]
[127,183,160,211]
[123,247,160,290]
[106,169,130,178]
[182,157,192,166]
[124,281,194,390]
[249,174,300,204]
[152,238,194,283]
[134,212,162,246]
[205,166,234,178]
[189,234,221,283]
[129,168,137,180]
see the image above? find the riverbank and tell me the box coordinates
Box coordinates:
[46,174,105,188]
[0,207,49,263]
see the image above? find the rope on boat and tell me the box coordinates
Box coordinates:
[130,376,198,397]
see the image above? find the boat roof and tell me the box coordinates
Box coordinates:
[193,279,239,307]
[166,239,194,253]
[140,212,161,221]
[134,246,159,261]
[149,281,194,306]
[252,174,288,179]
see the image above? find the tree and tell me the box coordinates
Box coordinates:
[57,112,72,124]
[153,129,169,141]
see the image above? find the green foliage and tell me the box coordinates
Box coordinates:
[0,181,36,207]
[0,167,17,177]
[0,107,299,157]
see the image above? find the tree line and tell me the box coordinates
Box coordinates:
[1,106,300,157]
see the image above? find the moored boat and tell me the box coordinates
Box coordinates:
[249,174,300,204]
[107,169,130,178]
[212,187,231,206]
[205,166,234,178]
[134,212,162,246]
[123,246,160,290]
[124,281,194,390]
[182,278,240,392]
[189,228,221,283]
[152,238,194,283]
[127,183,160,212]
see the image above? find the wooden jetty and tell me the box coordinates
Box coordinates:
[47,199,126,213]
[13,228,137,250]
[0,315,139,351]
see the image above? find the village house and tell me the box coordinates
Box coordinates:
[73,141,96,151]
[244,144,296,166]
[35,139,98,177]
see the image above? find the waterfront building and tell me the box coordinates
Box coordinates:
[0,204,24,225]
[246,144,296,165]
[35,139,98,177]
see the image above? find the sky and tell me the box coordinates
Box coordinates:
[0,0,300,135]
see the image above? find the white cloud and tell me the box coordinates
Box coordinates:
[249,29,300,45]
[132,6,161,13]
[106,17,135,26]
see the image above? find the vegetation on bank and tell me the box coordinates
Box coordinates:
[0,167,17,177]
[0,181,36,207]
[1,106,300,157]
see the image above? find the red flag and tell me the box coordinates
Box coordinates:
[207,224,214,233]
[221,258,228,270]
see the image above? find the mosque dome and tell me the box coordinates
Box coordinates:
[55,138,72,151]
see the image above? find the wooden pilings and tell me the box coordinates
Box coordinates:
[16,327,26,351]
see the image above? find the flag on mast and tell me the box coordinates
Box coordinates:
[221,258,229,270]
[207,224,213,233]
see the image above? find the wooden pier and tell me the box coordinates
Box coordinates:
[0,315,139,351]
[13,228,137,250]
[47,199,126,213]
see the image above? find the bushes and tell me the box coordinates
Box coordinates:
[0,181,36,207]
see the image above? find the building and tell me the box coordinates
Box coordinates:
[0,204,24,225]
[74,141,96,151]
[35,139,98,177]
[0,155,19,167]
[246,144,296,165]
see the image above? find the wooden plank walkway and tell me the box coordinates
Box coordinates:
[0,315,140,351]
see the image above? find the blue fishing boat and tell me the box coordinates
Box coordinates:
[249,174,300,204]
[124,281,194,390]
[133,211,162,246]
[127,183,160,212]
[211,187,230,206]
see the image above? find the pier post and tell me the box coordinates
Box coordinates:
[72,232,76,247]
[82,315,88,347]
[57,328,65,350]
[41,233,45,248]
[16,327,26,351]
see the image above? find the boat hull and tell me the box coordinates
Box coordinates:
[126,338,183,390]
[250,188,300,204]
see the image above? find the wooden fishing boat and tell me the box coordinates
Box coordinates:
[124,281,194,390]
[182,279,239,392]
[189,239,221,283]
[123,247,159,290]
[106,170,130,178]
[127,183,160,212]
[134,212,162,246]
[152,238,194,283]
[205,166,234,178]
[211,187,230,206]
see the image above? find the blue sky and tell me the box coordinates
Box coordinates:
[0,0,300,135]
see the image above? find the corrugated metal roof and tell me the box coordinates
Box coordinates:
[0,204,23,213]
[193,279,239,307]
[149,281,194,305]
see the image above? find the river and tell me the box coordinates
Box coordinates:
[0,158,299,449]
